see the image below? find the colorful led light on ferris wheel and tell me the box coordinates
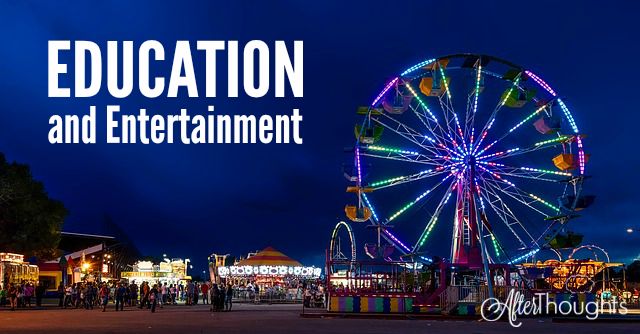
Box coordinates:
[400,58,436,76]
[371,77,399,107]
[499,76,521,107]
[437,65,452,99]
[529,193,560,212]
[476,139,497,157]
[387,174,452,222]
[367,145,420,155]
[557,99,579,133]
[524,71,556,96]
[369,168,435,187]
[478,195,485,210]
[576,136,586,175]
[424,134,437,143]
[509,248,539,265]
[383,229,411,252]
[477,148,519,160]
[355,146,363,184]
[473,64,482,115]
[508,104,547,133]
[520,166,572,176]
[361,193,379,222]
[417,218,438,248]
[491,235,501,257]
[478,161,504,167]
[406,83,438,122]
[534,136,570,147]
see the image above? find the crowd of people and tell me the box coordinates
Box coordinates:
[1,279,324,312]
[0,281,47,311]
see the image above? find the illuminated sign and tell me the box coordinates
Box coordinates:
[217,266,321,278]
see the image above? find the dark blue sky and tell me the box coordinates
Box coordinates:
[1,1,639,274]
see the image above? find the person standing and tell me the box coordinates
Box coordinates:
[63,284,72,308]
[186,281,194,306]
[169,284,176,305]
[0,286,7,306]
[23,282,34,307]
[8,284,18,311]
[35,282,45,307]
[129,281,138,307]
[161,283,168,306]
[201,282,209,305]
[57,282,64,307]
[225,284,233,311]
[115,283,126,311]
[149,284,159,313]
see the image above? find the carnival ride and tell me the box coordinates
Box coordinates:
[342,54,596,302]
[520,245,624,293]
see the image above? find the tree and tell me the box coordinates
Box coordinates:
[627,260,640,283]
[0,153,67,259]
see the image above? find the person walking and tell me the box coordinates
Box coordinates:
[99,283,110,312]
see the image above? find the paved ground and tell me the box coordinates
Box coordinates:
[0,303,638,334]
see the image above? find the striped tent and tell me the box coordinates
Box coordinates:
[236,246,302,267]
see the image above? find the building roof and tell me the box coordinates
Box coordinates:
[58,231,116,253]
[235,246,302,267]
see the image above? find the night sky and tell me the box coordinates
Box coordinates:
[1,1,639,274]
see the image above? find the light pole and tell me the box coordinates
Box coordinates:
[626,227,639,234]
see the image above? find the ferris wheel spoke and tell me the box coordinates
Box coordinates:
[472,74,523,155]
[477,161,572,182]
[404,83,454,150]
[385,172,456,224]
[481,134,575,163]
[480,172,559,217]
[476,178,538,249]
[373,114,447,157]
[433,64,466,153]
[360,147,446,166]
[367,165,457,190]
[463,62,483,151]
[412,178,456,252]
[475,98,557,157]
[406,103,454,153]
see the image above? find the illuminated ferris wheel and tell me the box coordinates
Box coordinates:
[345,54,594,268]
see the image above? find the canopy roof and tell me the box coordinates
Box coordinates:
[236,247,302,267]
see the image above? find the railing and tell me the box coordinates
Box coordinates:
[438,285,534,314]
[231,289,305,304]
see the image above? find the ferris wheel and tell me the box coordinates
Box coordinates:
[345,54,593,268]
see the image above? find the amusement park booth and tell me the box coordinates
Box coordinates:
[121,259,189,285]
[0,253,39,289]
[215,247,322,299]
